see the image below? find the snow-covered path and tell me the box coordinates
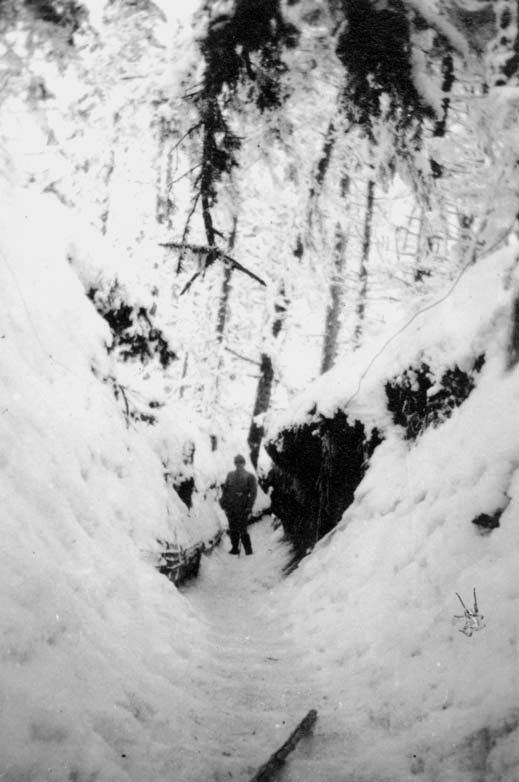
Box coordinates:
[179,519,321,782]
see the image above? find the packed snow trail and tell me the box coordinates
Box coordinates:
[178,519,323,782]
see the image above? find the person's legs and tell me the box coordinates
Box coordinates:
[228,528,240,553]
[228,514,240,553]
[241,526,253,555]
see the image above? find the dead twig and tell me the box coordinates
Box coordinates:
[454,588,486,637]
[171,123,203,153]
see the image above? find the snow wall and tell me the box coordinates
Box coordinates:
[268,242,519,780]
[0,188,227,780]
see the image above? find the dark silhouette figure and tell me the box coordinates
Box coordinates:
[220,455,257,555]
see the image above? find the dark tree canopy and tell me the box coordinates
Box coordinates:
[336,0,436,136]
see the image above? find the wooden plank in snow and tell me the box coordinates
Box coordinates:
[248,709,318,782]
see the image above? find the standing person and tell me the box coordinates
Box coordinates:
[220,455,257,555]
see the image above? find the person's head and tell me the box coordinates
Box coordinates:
[234,454,246,469]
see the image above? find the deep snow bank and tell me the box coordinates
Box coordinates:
[266,244,518,554]
[0,188,224,780]
[269,243,519,780]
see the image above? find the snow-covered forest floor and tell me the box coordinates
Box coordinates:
[180,520,318,782]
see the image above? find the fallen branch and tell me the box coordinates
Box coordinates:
[248,709,318,782]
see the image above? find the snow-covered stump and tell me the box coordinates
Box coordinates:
[265,411,381,564]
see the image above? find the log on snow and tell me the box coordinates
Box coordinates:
[248,709,318,782]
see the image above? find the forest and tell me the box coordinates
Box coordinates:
[0,1,518,781]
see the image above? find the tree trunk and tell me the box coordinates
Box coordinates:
[247,287,288,469]
[100,111,120,235]
[307,120,336,232]
[507,292,519,369]
[216,264,233,342]
[248,353,275,470]
[164,144,175,232]
[155,114,167,225]
[178,352,189,399]
[414,206,429,283]
[310,120,335,197]
[353,178,375,348]
[155,106,177,231]
[213,217,237,405]
[430,53,455,177]
[216,217,237,344]
[321,176,350,374]
[321,223,347,373]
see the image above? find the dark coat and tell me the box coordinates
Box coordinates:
[220,468,257,521]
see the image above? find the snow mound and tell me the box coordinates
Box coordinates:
[0,187,218,781]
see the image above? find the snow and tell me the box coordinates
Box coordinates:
[0,186,226,780]
[404,0,471,57]
[1,189,518,779]
[1,2,518,779]
[179,520,315,780]
[264,243,519,780]
[268,239,519,436]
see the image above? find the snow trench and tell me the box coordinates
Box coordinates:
[1,190,518,781]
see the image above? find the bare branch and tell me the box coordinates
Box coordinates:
[171,122,203,153]
[159,242,267,288]
[160,241,213,254]
[224,347,261,366]
[179,191,201,265]
[180,271,201,295]
[170,163,202,186]
[219,252,266,286]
